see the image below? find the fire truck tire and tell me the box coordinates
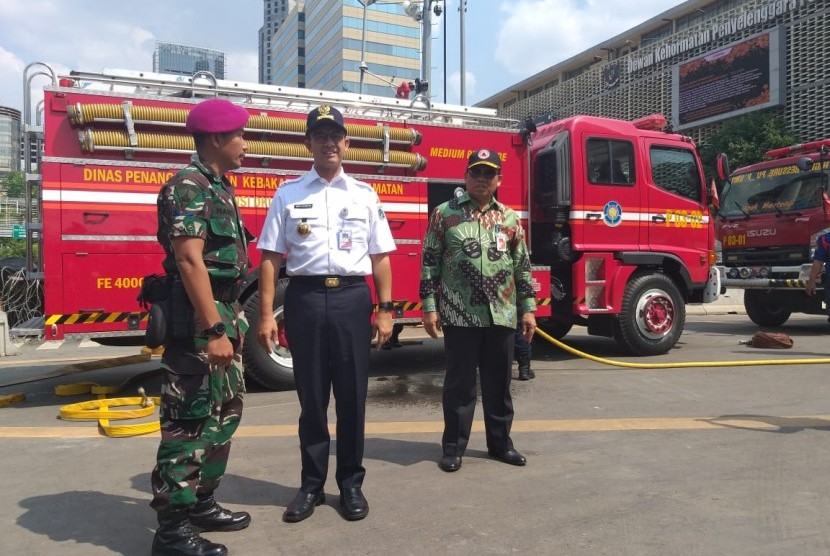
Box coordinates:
[744,289,792,327]
[241,279,295,391]
[615,273,684,356]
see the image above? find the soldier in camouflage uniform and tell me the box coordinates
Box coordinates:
[420,149,537,474]
[150,98,252,556]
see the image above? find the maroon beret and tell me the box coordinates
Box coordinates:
[185,98,249,134]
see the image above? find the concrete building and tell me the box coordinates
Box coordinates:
[152,42,226,80]
[478,0,830,144]
[0,106,22,178]
[259,0,297,84]
[267,0,421,97]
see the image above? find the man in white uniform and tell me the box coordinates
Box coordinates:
[257,105,395,523]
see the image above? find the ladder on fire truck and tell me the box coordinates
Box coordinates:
[64,67,519,131]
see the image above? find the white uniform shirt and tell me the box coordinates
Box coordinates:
[257,167,396,276]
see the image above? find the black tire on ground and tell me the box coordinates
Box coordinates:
[538,319,573,340]
[242,278,295,390]
[615,273,685,356]
[743,289,792,327]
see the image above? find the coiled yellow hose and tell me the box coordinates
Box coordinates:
[81,130,426,171]
[68,103,422,145]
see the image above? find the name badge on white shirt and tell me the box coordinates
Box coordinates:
[338,230,353,250]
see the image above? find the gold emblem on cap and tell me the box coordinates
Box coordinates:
[316,105,334,121]
[297,221,311,238]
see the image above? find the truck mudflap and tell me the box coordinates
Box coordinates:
[703,266,721,303]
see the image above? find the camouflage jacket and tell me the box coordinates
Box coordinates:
[157,156,251,339]
[419,192,536,328]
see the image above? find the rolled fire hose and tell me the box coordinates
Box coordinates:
[57,371,162,438]
[67,102,422,145]
[79,130,427,171]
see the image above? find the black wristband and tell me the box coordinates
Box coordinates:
[377,301,394,312]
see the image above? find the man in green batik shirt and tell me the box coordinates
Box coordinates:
[419,148,537,474]
[151,98,253,556]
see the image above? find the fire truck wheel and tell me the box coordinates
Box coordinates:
[743,289,792,327]
[242,279,295,391]
[615,273,685,356]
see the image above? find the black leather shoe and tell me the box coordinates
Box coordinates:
[438,455,462,472]
[189,495,251,532]
[282,490,325,523]
[487,449,527,466]
[339,487,369,521]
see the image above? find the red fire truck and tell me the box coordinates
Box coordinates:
[715,139,830,326]
[23,64,718,389]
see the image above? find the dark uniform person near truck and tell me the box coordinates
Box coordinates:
[257,105,395,523]
[805,230,830,322]
[150,98,252,556]
[420,149,536,473]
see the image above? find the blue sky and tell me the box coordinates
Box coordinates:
[0,0,678,114]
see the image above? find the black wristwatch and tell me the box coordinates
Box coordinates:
[203,321,227,338]
[377,301,394,312]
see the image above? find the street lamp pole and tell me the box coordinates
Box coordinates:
[460,0,466,105]
[358,0,377,95]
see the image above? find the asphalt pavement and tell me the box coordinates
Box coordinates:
[11,291,830,556]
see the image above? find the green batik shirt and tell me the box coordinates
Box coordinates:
[419,192,536,328]
[157,156,251,339]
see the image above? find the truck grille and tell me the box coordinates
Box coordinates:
[722,246,809,267]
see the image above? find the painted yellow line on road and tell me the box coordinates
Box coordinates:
[2,415,829,439]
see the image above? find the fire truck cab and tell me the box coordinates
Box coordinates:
[716,139,830,326]
[528,114,719,355]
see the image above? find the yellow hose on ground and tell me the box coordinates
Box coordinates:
[535,328,830,368]
[57,369,162,438]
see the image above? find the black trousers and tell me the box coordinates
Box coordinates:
[284,279,372,493]
[441,325,516,457]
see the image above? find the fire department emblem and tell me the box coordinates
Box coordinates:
[602,201,622,227]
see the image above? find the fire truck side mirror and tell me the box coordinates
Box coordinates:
[796,156,814,172]
[715,153,730,182]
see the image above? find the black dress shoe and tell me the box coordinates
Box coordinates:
[339,487,369,521]
[487,449,527,466]
[438,455,462,472]
[282,490,325,523]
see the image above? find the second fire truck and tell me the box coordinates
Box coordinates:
[716,139,830,326]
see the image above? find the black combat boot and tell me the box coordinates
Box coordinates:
[188,493,251,532]
[152,509,227,556]
[517,353,535,381]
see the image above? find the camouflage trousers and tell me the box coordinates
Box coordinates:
[150,344,245,513]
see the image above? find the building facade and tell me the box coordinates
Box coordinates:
[0,106,22,178]
[479,0,830,145]
[259,0,298,84]
[268,0,421,97]
[152,42,226,80]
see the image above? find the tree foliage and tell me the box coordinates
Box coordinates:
[698,111,799,180]
[1,171,25,198]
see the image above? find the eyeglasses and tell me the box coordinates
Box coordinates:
[468,167,499,179]
[311,132,345,143]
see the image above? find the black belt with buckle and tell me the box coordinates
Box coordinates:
[210,278,243,303]
[289,275,366,288]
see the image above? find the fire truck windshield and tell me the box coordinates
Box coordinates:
[720,167,824,217]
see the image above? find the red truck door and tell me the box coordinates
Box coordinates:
[573,135,644,252]
[644,141,710,277]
